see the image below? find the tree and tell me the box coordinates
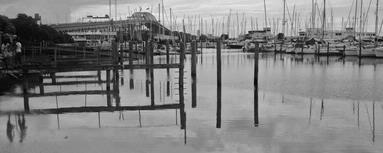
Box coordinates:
[10,13,73,44]
[0,15,16,34]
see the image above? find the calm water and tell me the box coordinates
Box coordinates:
[1,49,383,153]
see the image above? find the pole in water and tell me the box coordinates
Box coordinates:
[23,70,30,113]
[216,39,222,128]
[191,40,197,108]
[150,41,155,106]
[106,69,111,107]
[254,43,259,127]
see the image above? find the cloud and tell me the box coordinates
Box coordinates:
[0,0,380,32]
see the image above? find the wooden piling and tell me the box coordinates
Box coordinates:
[106,69,111,107]
[23,70,30,113]
[166,41,171,97]
[191,40,197,108]
[216,39,222,128]
[39,75,44,95]
[179,40,186,129]
[145,41,150,97]
[254,42,259,126]
[150,41,155,106]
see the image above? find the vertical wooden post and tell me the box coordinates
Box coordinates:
[150,41,155,106]
[166,41,171,97]
[216,39,222,128]
[50,72,56,84]
[254,42,259,126]
[114,68,121,107]
[129,41,134,90]
[129,41,133,65]
[145,41,150,97]
[327,43,330,56]
[106,69,111,107]
[179,41,186,130]
[112,40,118,66]
[97,70,102,83]
[191,40,197,108]
[23,69,30,113]
[39,75,44,95]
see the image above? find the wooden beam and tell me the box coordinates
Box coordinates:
[0,104,181,116]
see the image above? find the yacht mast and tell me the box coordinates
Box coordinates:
[283,0,286,34]
[375,0,379,47]
[322,0,326,40]
[354,0,359,38]
[264,0,268,27]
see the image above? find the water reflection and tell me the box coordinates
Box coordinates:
[0,50,383,152]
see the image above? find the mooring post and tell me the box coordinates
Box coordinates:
[50,72,56,84]
[145,41,150,97]
[191,40,197,108]
[22,69,30,113]
[129,41,134,90]
[106,69,111,107]
[254,42,259,126]
[216,39,222,128]
[150,41,155,106]
[39,75,44,95]
[179,41,186,129]
[327,43,330,56]
[166,40,171,97]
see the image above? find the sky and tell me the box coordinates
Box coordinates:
[0,0,382,34]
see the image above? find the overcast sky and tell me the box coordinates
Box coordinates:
[0,0,382,33]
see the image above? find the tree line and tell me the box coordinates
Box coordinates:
[0,13,73,45]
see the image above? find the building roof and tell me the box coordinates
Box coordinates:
[131,12,157,21]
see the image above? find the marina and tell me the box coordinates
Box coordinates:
[1,0,383,152]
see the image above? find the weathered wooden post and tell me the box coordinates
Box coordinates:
[39,75,44,95]
[191,40,197,108]
[254,42,259,126]
[179,20,187,130]
[22,69,30,113]
[166,41,171,97]
[216,39,222,128]
[150,41,155,106]
[327,42,330,56]
[145,41,150,97]
[50,72,56,84]
[129,41,134,90]
[106,69,111,107]
[179,41,186,130]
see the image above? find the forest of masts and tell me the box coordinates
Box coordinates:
[123,0,382,39]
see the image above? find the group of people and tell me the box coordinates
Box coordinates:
[1,36,22,69]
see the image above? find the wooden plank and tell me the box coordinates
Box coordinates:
[0,104,181,116]
[10,90,111,98]
[43,75,98,79]
[42,80,106,86]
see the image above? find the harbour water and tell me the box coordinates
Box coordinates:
[0,49,383,153]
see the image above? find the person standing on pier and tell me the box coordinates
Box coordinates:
[15,39,22,66]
